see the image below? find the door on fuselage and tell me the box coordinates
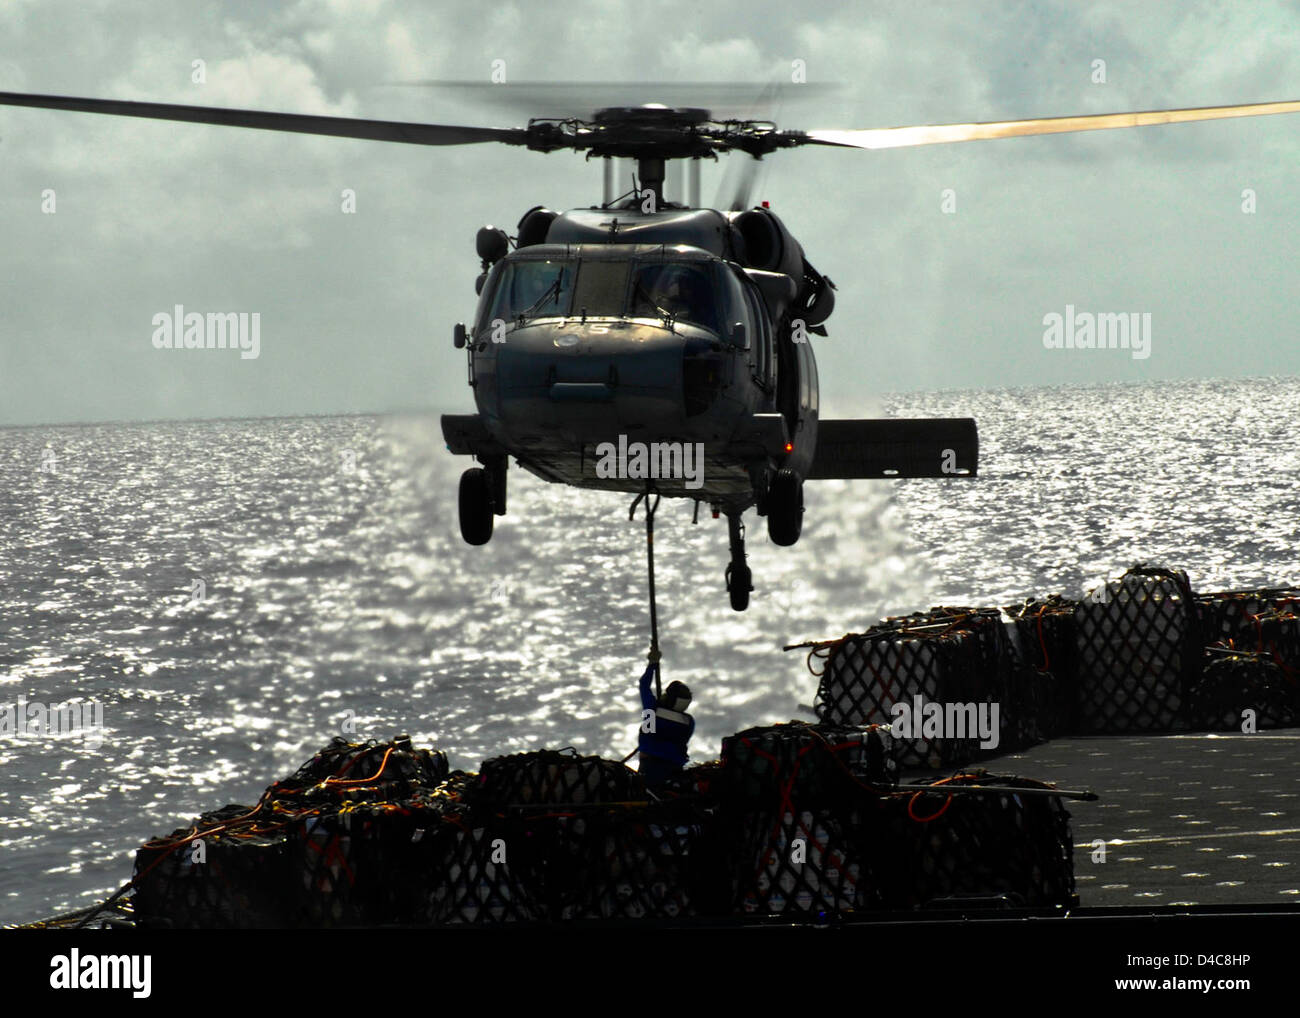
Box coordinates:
[729,270,779,410]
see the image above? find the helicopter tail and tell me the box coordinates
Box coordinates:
[807,418,978,479]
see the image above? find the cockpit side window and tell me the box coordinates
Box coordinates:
[629,262,719,333]
[472,261,503,334]
[486,259,574,323]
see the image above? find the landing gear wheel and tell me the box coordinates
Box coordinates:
[458,467,494,545]
[725,512,752,612]
[766,468,803,546]
[726,562,752,612]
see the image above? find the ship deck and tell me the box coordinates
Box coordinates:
[970,730,1300,906]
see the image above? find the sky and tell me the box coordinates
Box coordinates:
[0,0,1297,426]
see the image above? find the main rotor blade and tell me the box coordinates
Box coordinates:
[0,91,528,146]
[805,99,1300,150]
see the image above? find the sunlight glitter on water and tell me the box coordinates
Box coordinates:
[2,377,1300,922]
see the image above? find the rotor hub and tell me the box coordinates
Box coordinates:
[592,104,711,127]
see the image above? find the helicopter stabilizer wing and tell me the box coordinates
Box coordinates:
[807,418,978,479]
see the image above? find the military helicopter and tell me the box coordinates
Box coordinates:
[3,86,1296,611]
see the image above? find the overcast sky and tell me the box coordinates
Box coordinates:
[1,0,1297,426]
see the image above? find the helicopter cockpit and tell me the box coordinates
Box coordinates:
[478,246,735,340]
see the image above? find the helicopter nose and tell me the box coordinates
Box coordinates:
[491,324,686,441]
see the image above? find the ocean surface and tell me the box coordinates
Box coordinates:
[2,375,1298,924]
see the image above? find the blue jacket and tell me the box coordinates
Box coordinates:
[638,664,694,766]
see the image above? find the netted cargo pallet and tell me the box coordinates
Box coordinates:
[809,609,1009,767]
[425,757,707,922]
[999,657,1056,752]
[719,721,898,804]
[133,804,296,929]
[730,806,880,915]
[1185,651,1299,731]
[134,736,453,929]
[1073,565,1201,733]
[274,735,448,802]
[876,773,1076,909]
[280,738,453,927]
[131,733,1079,928]
[1195,588,1300,643]
[567,801,711,920]
[295,799,450,926]
[716,741,1075,915]
[715,723,873,916]
[474,748,646,806]
[1195,590,1300,677]
[1004,595,1077,739]
[421,814,549,924]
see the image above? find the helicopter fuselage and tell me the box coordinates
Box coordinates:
[466,231,816,510]
[442,199,974,610]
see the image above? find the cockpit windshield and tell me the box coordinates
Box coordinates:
[629,263,719,333]
[483,255,722,334]
[487,259,574,321]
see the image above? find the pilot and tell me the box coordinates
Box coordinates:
[660,269,712,328]
[637,657,694,787]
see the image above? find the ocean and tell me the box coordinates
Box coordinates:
[2,375,1297,924]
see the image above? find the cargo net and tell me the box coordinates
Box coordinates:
[576,803,708,920]
[1073,565,1201,733]
[1190,589,1300,729]
[273,735,449,802]
[718,723,897,915]
[127,732,1078,927]
[132,736,452,929]
[1003,595,1077,739]
[794,569,1300,749]
[1187,652,1299,731]
[719,721,898,804]
[730,806,879,915]
[806,608,1013,768]
[424,802,709,923]
[424,749,708,923]
[131,742,704,927]
[715,724,1074,915]
[1195,589,1300,675]
[876,773,1076,909]
[472,748,646,807]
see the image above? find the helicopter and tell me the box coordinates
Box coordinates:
[2,86,1296,611]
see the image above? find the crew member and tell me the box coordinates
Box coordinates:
[661,268,714,330]
[637,657,694,787]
